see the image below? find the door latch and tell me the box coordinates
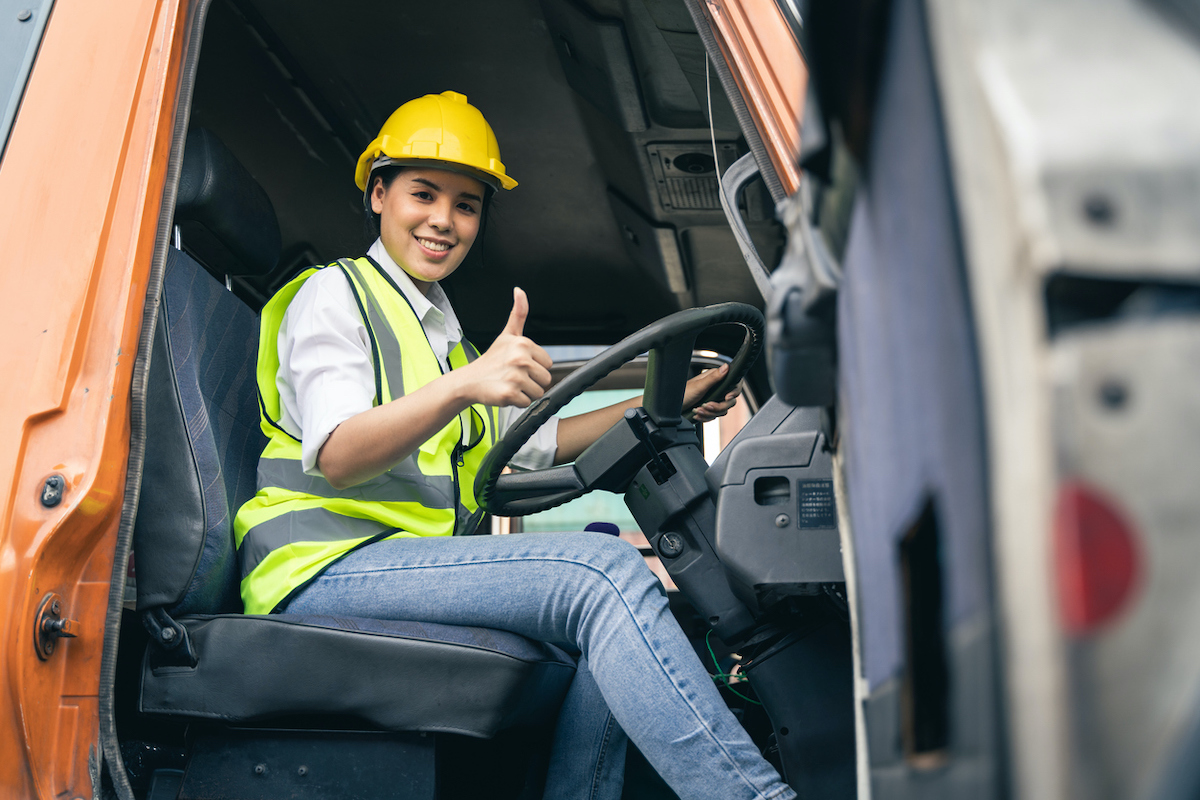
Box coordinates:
[34,592,78,660]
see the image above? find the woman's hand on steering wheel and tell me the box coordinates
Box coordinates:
[682,363,742,423]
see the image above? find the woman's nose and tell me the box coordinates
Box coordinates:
[428,200,453,230]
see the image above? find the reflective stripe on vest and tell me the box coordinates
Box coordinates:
[233,256,498,614]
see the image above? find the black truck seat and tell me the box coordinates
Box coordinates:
[133,128,574,736]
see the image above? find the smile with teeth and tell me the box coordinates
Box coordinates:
[416,236,452,252]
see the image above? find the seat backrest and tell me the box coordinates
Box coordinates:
[133,127,281,616]
[134,250,265,614]
[174,126,281,282]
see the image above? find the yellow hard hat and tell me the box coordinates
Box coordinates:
[354,91,518,193]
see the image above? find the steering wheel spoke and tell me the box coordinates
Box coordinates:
[490,465,586,514]
[643,336,698,427]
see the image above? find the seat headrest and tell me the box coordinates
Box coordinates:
[176,127,281,278]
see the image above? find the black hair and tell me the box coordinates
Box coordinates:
[361,166,496,250]
[362,165,405,242]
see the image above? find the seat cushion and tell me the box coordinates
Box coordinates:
[140,614,575,737]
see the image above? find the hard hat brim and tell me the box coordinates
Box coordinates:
[357,157,516,210]
[355,150,517,193]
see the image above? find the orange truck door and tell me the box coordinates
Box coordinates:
[684,0,806,200]
[0,1,191,797]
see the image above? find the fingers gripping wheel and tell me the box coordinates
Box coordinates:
[475,303,764,517]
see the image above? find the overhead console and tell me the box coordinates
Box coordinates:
[539,0,784,312]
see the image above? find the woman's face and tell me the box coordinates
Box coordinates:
[371,166,486,292]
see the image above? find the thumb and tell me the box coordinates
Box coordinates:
[502,287,528,337]
[703,362,730,384]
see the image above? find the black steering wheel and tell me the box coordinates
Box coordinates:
[475,303,765,517]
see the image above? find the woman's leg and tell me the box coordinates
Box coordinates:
[543,655,628,800]
[287,531,796,800]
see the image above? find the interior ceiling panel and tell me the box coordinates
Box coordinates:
[190,0,776,348]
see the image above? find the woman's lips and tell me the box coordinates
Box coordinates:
[414,235,453,259]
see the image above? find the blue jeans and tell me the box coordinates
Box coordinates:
[287,531,796,800]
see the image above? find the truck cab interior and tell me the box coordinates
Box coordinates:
[113,0,856,798]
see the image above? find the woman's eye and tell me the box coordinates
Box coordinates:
[458,203,478,214]
[414,191,433,201]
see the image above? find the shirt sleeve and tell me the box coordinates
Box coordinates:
[279,270,561,476]
[498,405,560,471]
[277,269,377,476]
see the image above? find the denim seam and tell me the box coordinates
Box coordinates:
[589,711,616,800]
[324,552,775,798]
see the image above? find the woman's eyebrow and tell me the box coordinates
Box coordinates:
[411,177,481,203]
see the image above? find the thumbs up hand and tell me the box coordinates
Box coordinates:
[460,287,553,408]
[502,285,530,338]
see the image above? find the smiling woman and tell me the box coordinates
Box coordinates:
[0,0,816,795]
[222,88,780,800]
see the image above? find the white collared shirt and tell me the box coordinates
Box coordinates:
[276,238,559,476]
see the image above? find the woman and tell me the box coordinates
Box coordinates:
[234,91,796,800]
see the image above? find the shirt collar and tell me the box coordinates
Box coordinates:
[366,239,463,341]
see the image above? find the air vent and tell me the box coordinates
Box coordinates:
[648,142,738,211]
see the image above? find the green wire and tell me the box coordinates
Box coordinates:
[706,630,763,706]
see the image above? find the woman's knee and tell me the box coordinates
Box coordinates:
[565,533,666,639]
[574,531,664,602]
[575,531,648,574]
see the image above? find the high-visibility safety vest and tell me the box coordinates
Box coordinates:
[233,256,497,615]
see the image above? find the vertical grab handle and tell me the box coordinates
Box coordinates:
[718,152,774,302]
